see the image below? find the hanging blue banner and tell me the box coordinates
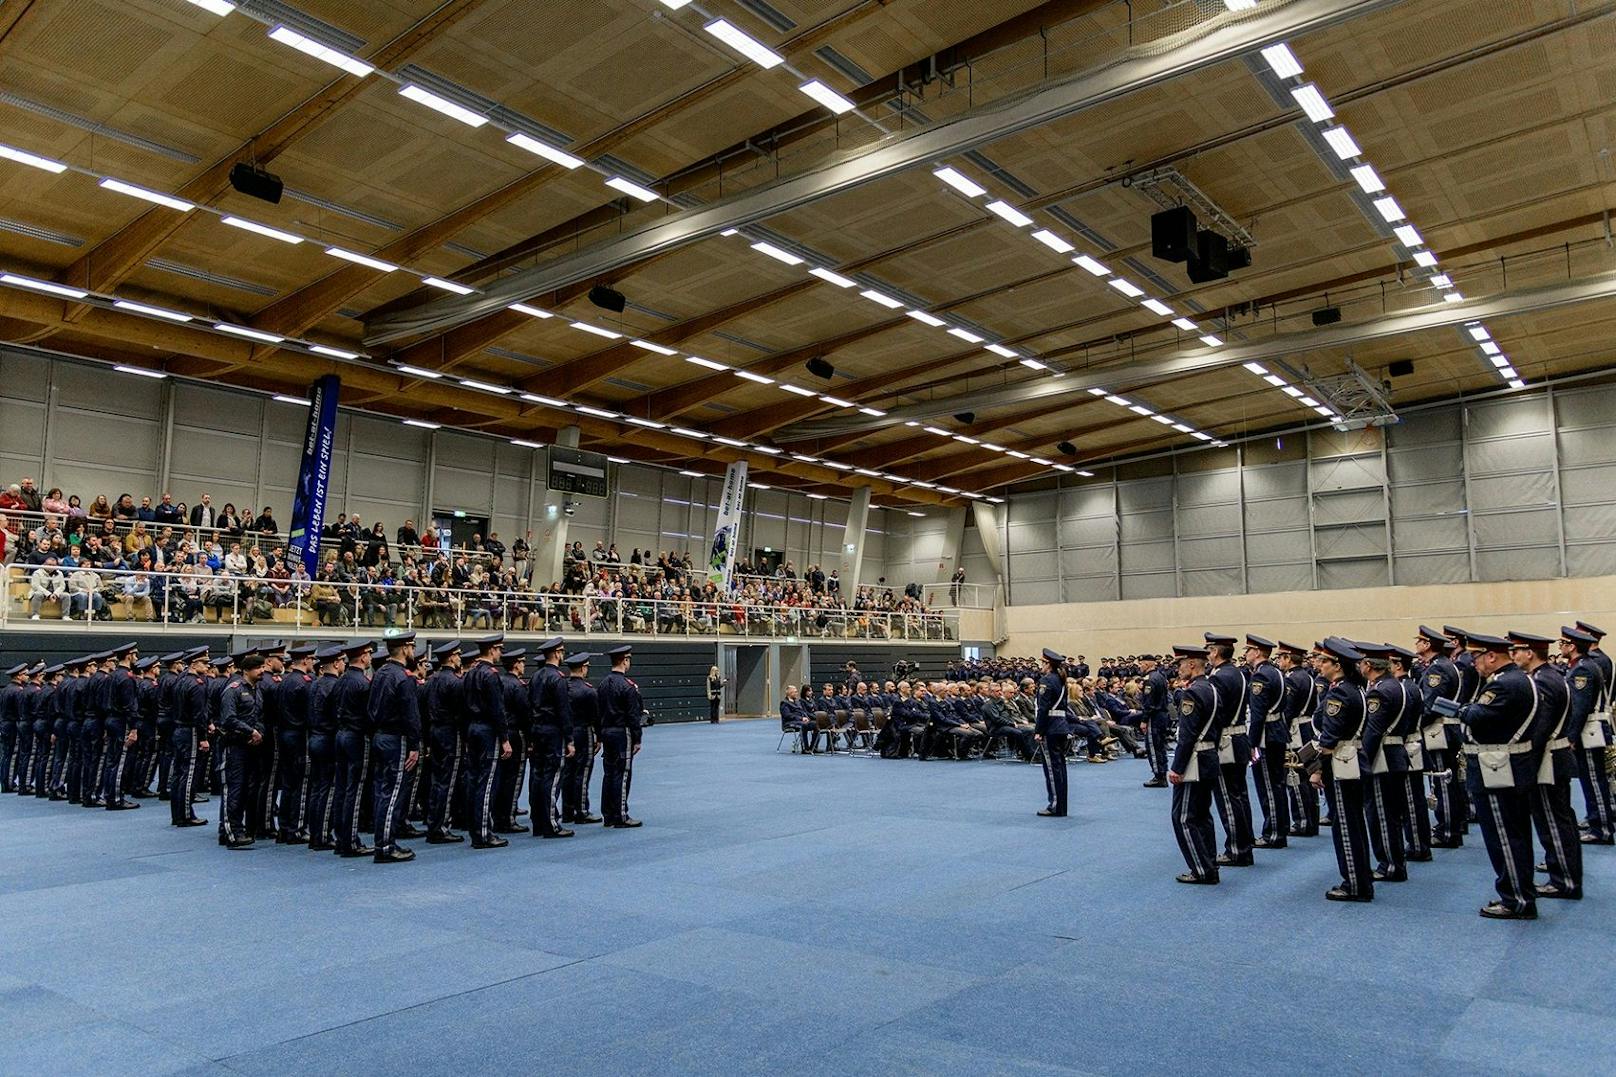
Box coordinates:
[287,374,340,577]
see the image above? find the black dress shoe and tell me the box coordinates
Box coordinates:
[175,817,208,827]
[1319,816,1334,827]
[1580,834,1614,845]
[1479,901,1536,920]
[373,847,416,863]
[396,825,424,839]
[1405,850,1433,862]
[106,800,140,810]
[607,818,643,828]
[1326,886,1372,902]
[1252,838,1287,849]
[1535,883,1581,900]
[308,841,335,851]
[1372,869,1408,883]
[471,836,509,848]
[192,794,209,803]
[338,844,375,858]
[1036,809,1066,817]
[1535,862,1548,873]
[1142,777,1167,788]
[575,813,603,824]
[1431,839,1462,849]
[426,831,465,844]
[540,828,576,838]
[1215,854,1255,867]
[1175,872,1218,885]
[494,823,528,834]
[226,837,256,850]
[49,793,66,801]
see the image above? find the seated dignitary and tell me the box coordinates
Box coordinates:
[779,684,815,754]
[980,681,1036,761]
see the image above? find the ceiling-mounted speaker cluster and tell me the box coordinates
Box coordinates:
[1152,206,1197,263]
[229,162,283,204]
[1154,206,1248,284]
[1057,440,1078,456]
[1388,359,1415,378]
[954,411,976,425]
[1312,306,1342,327]
[588,284,626,313]
[1187,231,1228,283]
[806,356,835,380]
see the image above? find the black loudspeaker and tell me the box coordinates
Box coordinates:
[1312,306,1342,327]
[806,357,835,380]
[1226,246,1252,272]
[1152,206,1197,263]
[1388,359,1414,378]
[1057,440,1078,456]
[588,285,626,313]
[229,162,283,204]
[954,412,976,425]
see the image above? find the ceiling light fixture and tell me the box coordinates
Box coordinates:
[99,178,194,211]
[267,25,373,77]
[1073,255,1111,277]
[402,418,440,429]
[1350,165,1385,194]
[113,364,166,379]
[1031,229,1074,253]
[275,395,311,406]
[704,19,784,68]
[1373,196,1406,223]
[809,267,857,288]
[114,299,192,322]
[458,378,511,395]
[947,327,984,343]
[221,215,302,244]
[511,439,543,448]
[214,323,283,343]
[1141,299,1173,317]
[505,132,584,168]
[985,344,1019,358]
[396,364,443,379]
[574,405,619,419]
[630,339,676,355]
[1321,126,1361,160]
[326,247,397,272]
[1261,43,1303,79]
[750,241,803,265]
[1290,84,1334,122]
[605,176,659,202]
[685,356,729,371]
[859,288,903,309]
[1393,224,1423,248]
[799,79,855,114]
[520,393,567,407]
[421,276,474,295]
[734,370,773,384]
[985,200,1034,227]
[0,142,67,173]
[309,344,359,360]
[907,309,945,327]
[509,303,551,318]
[933,167,986,197]
[398,84,488,127]
[1108,278,1145,298]
[569,321,622,339]
[1,273,88,299]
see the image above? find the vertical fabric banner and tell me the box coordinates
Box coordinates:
[287,374,340,577]
[707,459,748,589]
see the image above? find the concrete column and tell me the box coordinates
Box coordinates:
[933,504,968,582]
[532,425,579,588]
[837,485,871,591]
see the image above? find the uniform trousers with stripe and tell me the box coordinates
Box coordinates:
[1144,711,1170,780]
[168,728,201,824]
[1467,766,1536,913]
[1253,737,1290,843]
[494,728,525,829]
[1430,727,1470,844]
[1324,763,1374,898]
[79,719,105,804]
[30,721,51,796]
[54,725,78,799]
[246,734,278,838]
[528,725,567,835]
[0,721,15,792]
[562,726,597,820]
[100,717,131,805]
[1577,746,1614,842]
[333,728,371,852]
[1365,770,1409,877]
[465,722,500,843]
[371,732,412,853]
[1171,752,1219,881]
[155,721,174,797]
[1530,750,1582,896]
[428,723,464,835]
[276,727,310,839]
[306,732,337,845]
[1039,732,1069,816]
[1211,733,1256,858]
[217,743,249,843]
[599,726,634,824]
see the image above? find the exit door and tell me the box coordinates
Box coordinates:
[723,644,770,717]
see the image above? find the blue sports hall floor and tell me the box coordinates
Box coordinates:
[3,719,1612,1076]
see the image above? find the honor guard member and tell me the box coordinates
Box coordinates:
[15,663,41,796]
[1415,626,1466,847]
[1167,645,1221,884]
[1276,642,1321,836]
[129,657,160,798]
[1359,644,1411,883]
[1388,646,1433,863]
[1140,655,1172,788]
[368,633,421,864]
[78,652,111,807]
[1204,634,1255,866]
[463,635,511,848]
[203,654,237,799]
[100,643,142,810]
[1033,648,1071,818]
[246,642,284,839]
[151,652,185,799]
[562,652,602,824]
[1448,633,1541,919]
[275,644,316,844]
[424,641,466,843]
[216,654,267,849]
[1508,631,1581,901]
[1575,622,1613,701]
[32,666,61,798]
[495,647,531,834]
[1561,627,1612,844]
[528,636,576,838]
[598,644,645,828]
[332,640,375,858]
[169,649,211,827]
[0,663,23,793]
[306,645,347,850]
[1244,635,1289,847]
[1311,638,1374,902]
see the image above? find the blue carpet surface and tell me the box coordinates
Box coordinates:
[3,721,1613,1075]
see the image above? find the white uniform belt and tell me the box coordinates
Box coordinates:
[1331,738,1362,750]
[1463,742,1532,755]
[1049,710,1066,717]
[1442,717,1461,726]
[1194,740,1218,751]
[1546,737,1572,751]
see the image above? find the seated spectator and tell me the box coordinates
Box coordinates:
[27,558,67,619]
[67,563,107,621]
[224,542,248,576]
[0,484,27,512]
[86,493,113,520]
[779,685,815,753]
[16,477,41,512]
[253,506,278,535]
[121,564,155,621]
[112,492,139,520]
[217,503,244,539]
[134,496,155,522]
[42,487,69,515]
[169,569,205,623]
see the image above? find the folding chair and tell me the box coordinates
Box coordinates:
[850,710,875,755]
[813,711,834,754]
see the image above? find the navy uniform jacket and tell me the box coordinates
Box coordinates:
[1314,681,1368,753]
[927,695,960,729]
[175,675,208,730]
[1282,668,1316,728]
[500,671,532,736]
[1454,651,1481,705]
[426,669,464,734]
[156,670,178,727]
[566,677,599,734]
[1208,662,1247,739]
[218,676,264,745]
[528,664,572,736]
[1393,674,1424,741]
[598,670,644,746]
[309,673,341,736]
[205,675,230,730]
[1034,672,1069,737]
[54,677,78,731]
[1587,649,1613,711]
[257,673,282,738]
[0,682,17,729]
[137,674,157,727]
[891,696,925,726]
[1245,660,1285,744]
[1566,657,1605,741]
[1169,675,1219,776]
[1529,663,1570,761]
[1420,656,1460,715]
[1364,676,1410,772]
[279,669,311,731]
[462,661,507,739]
[334,667,372,733]
[778,697,804,727]
[1141,667,1170,719]
[1457,662,1538,754]
[368,660,421,745]
[85,670,109,723]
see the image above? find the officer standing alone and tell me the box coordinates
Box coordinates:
[1034,648,1070,818]
[597,645,644,828]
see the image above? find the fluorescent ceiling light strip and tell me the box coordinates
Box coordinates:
[910,480,936,488]
[99,178,193,211]
[825,462,853,471]
[1243,362,1268,374]
[1282,386,1304,398]
[1299,396,1320,407]
[115,299,192,322]
[627,417,664,428]
[985,200,1033,227]
[1053,464,1074,472]
[605,176,659,202]
[1431,274,1452,288]
[398,84,487,127]
[520,393,567,406]
[858,407,885,417]
[1261,43,1303,79]
[1,273,88,299]
[686,355,728,371]
[458,378,510,394]
[907,310,946,327]
[859,289,903,309]
[221,215,302,244]
[748,483,770,490]
[713,436,748,447]
[1443,291,1464,303]
[809,267,857,288]
[779,383,816,396]
[1499,365,1519,379]
[1031,229,1074,253]
[1321,126,1361,160]
[673,427,708,439]
[403,419,440,429]
[1108,278,1144,298]
[819,395,854,408]
[985,344,1018,358]
[1019,358,1048,370]
[750,241,803,265]
[326,247,397,272]
[734,369,773,384]
[1350,165,1385,194]
[309,344,359,360]
[422,276,474,295]
[933,167,985,197]
[704,18,784,68]
[184,0,236,13]
[923,426,950,436]
[1128,405,1153,416]
[1480,341,1501,355]
[1488,354,1509,368]
[1141,299,1173,317]
[1469,326,1492,342]
[275,395,311,406]
[1087,388,1108,396]
[1314,406,1335,417]
[1374,196,1406,223]
[1200,335,1224,347]
[569,321,622,339]
[505,132,583,169]
[267,25,373,77]
[0,142,66,173]
[574,405,618,419]
[948,327,984,343]
[511,439,542,448]
[1192,432,1213,441]
[980,442,1005,452]
[1073,255,1110,277]
[1172,423,1193,433]
[936,486,960,494]
[1414,251,1438,268]
[1263,374,1286,387]
[751,446,782,454]
[679,470,703,478]
[854,468,882,477]
[1393,224,1423,248]
[1172,318,1198,331]
[396,364,442,379]
[509,303,551,318]
[1006,451,1029,459]
[799,80,855,114]
[1105,395,1130,407]
[1509,379,1526,389]
[1290,83,1334,122]
[791,454,819,463]
[214,322,283,343]
[952,435,980,445]
[630,339,676,355]
[113,364,166,379]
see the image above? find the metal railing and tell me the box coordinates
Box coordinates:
[4,564,958,642]
[921,581,996,610]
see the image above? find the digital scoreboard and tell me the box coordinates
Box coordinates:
[547,445,611,498]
